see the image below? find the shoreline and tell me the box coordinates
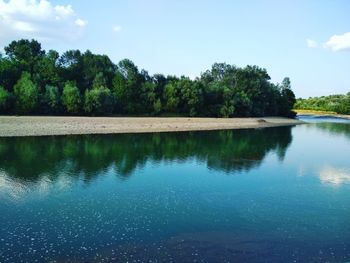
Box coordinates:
[298,113,350,120]
[0,116,304,137]
[295,110,350,120]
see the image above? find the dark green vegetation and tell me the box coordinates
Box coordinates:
[0,127,292,180]
[294,93,350,115]
[0,39,296,117]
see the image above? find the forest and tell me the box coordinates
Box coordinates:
[0,39,296,117]
[294,93,350,115]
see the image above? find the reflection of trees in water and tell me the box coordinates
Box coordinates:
[313,122,350,139]
[0,127,293,183]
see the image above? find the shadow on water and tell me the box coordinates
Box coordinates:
[0,126,293,183]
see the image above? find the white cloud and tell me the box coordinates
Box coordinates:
[324,32,350,52]
[75,18,87,27]
[112,25,122,32]
[0,0,87,46]
[13,21,36,32]
[306,39,318,48]
[55,4,73,17]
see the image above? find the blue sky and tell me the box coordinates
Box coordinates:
[0,0,349,98]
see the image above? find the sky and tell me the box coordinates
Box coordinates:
[0,0,349,98]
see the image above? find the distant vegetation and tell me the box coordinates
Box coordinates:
[0,39,296,117]
[294,93,350,115]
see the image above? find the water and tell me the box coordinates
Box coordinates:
[0,117,350,262]
[298,114,350,124]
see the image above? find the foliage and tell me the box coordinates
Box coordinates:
[13,72,39,114]
[0,86,12,113]
[0,38,297,117]
[41,85,61,114]
[61,82,81,114]
[84,87,114,115]
[294,93,350,115]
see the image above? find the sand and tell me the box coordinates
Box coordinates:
[0,116,304,137]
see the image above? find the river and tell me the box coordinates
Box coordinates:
[0,116,349,262]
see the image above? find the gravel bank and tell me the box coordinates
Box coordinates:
[0,116,304,137]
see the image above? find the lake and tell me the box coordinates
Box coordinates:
[1,117,350,262]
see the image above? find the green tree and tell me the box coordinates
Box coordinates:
[84,87,114,115]
[0,86,12,113]
[13,72,39,114]
[140,81,157,114]
[34,50,61,89]
[164,82,180,112]
[61,82,81,114]
[219,87,235,117]
[42,85,61,114]
[294,93,350,115]
[58,50,84,90]
[4,39,44,75]
[0,54,20,91]
[92,72,107,89]
[116,59,142,113]
[153,98,162,115]
[179,78,203,116]
[279,77,296,117]
[112,71,127,112]
[81,50,115,89]
[0,38,298,117]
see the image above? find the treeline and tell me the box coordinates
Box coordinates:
[294,93,350,115]
[0,39,296,117]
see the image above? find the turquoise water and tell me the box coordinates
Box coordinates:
[1,118,350,262]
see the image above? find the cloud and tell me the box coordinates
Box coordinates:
[324,32,350,52]
[75,18,87,27]
[0,0,87,47]
[306,39,318,48]
[319,166,350,186]
[112,25,122,32]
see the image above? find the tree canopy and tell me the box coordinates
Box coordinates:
[0,39,296,117]
[294,93,350,115]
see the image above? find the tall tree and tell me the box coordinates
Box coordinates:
[34,50,61,90]
[61,82,82,114]
[13,72,39,114]
[279,77,296,116]
[4,39,44,75]
[41,85,61,114]
[0,86,12,113]
[84,87,114,115]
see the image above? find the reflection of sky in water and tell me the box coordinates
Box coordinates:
[0,170,74,200]
[286,120,350,188]
[319,166,350,186]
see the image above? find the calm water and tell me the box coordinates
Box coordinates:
[1,117,350,262]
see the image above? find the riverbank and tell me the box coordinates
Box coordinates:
[295,109,350,119]
[0,116,304,137]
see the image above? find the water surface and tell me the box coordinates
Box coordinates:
[1,119,350,262]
